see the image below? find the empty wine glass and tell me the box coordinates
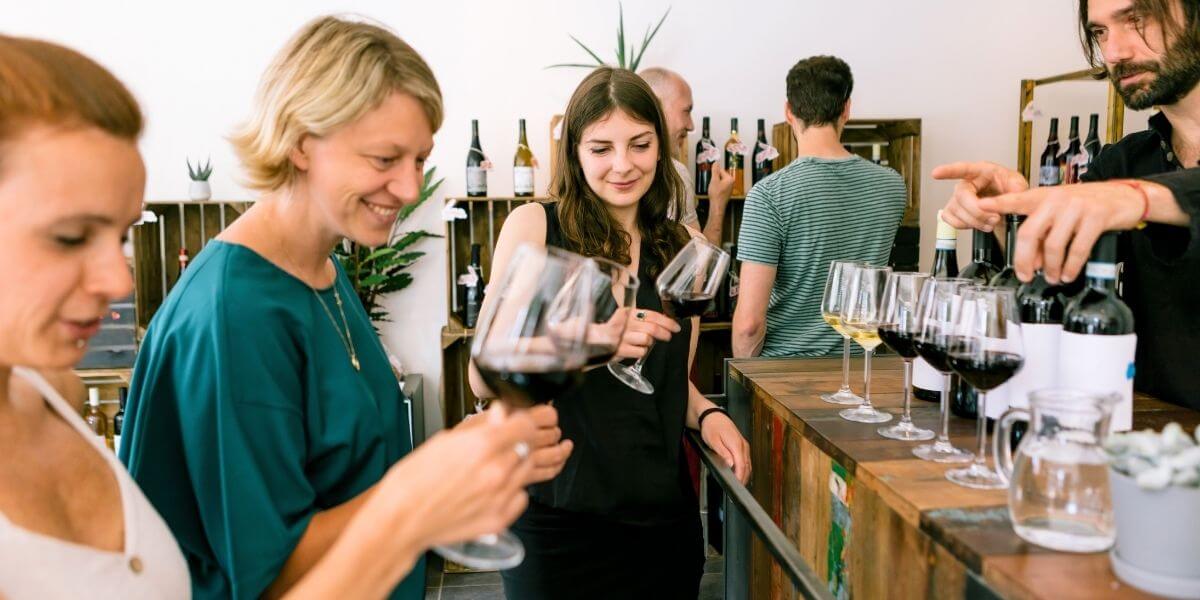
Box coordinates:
[877,271,935,440]
[608,237,729,394]
[442,243,598,570]
[912,277,975,463]
[838,265,894,424]
[820,260,868,405]
[945,286,1025,489]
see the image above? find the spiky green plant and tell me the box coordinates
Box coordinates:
[187,157,213,181]
[548,3,670,71]
[334,167,443,325]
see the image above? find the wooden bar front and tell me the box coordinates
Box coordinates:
[727,356,1199,599]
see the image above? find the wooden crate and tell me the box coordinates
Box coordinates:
[130,200,252,334]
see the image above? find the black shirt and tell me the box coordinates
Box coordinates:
[529,203,696,523]
[1080,112,1200,410]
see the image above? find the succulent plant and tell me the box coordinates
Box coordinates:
[1106,422,1200,490]
[547,3,670,71]
[187,158,213,182]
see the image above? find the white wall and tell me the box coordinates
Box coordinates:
[6,0,1116,434]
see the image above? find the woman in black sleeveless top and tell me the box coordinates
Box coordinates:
[468,67,751,599]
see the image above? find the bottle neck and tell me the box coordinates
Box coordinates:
[518,121,527,144]
[702,118,710,138]
[1004,217,1020,267]
[1086,260,1119,293]
[972,230,990,262]
[1047,121,1059,143]
[730,119,738,136]
[471,121,479,138]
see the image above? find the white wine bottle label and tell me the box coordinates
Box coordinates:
[114,435,122,454]
[913,358,943,393]
[513,166,534,195]
[1006,323,1061,410]
[1058,331,1136,432]
[1039,165,1060,187]
[466,167,487,194]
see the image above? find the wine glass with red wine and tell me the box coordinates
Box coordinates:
[945,286,1025,490]
[912,277,975,463]
[876,271,935,440]
[582,257,640,367]
[438,244,598,571]
[608,237,729,394]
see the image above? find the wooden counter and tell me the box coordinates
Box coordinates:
[723,356,1199,600]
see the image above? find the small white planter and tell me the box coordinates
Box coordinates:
[189,180,211,201]
[1109,468,1200,598]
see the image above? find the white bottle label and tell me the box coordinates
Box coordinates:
[466,166,487,194]
[1005,323,1062,410]
[1039,165,1060,187]
[113,435,122,454]
[514,166,534,195]
[913,358,944,393]
[1058,331,1136,432]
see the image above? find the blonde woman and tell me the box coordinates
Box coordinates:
[0,31,543,599]
[120,16,571,599]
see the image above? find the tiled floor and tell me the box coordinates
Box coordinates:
[423,554,725,600]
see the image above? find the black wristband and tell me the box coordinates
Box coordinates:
[697,407,729,432]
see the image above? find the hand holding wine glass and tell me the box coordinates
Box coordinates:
[609,237,729,394]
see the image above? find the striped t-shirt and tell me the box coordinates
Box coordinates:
[737,156,907,357]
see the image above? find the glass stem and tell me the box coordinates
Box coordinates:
[938,373,952,443]
[861,349,874,408]
[900,360,914,425]
[838,336,852,392]
[975,391,989,467]
[630,339,656,374]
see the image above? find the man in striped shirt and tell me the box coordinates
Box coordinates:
[733,56,906,358]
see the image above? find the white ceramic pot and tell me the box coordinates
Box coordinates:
[1109,467,1200,598]
[189,180,211,201]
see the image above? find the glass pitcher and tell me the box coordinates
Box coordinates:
[993,389,1117,553]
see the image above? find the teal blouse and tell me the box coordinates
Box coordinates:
[120,241,422,599]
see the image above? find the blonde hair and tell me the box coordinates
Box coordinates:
[0,35,142,173]
[230,15,443,192]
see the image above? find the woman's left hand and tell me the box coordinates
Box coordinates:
[701,412,751,484]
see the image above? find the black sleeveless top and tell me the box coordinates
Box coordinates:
[530,203,695,523]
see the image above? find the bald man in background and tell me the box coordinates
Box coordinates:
[640,67,733,244]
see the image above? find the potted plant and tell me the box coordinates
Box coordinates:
[187,158,213,201]
[547,3,670,71]
[1105,422,1200,598]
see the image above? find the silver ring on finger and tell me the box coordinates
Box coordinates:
[514,441,531,461]
[635,310,646,321]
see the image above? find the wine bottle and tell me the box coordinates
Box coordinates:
[750,119,773,186]
[513,118,534,197]
[1038,117,1062,187]
[1079,113,1102,179]
[951,229,1002,419]
[113,387,127,454]
[1060,232,1136,431]
[463,243,485,329]
[178,247,189,272]
[724,118,745,197]
[989,215,1024,289]
[1062,116,1082,184]
[914,211,958,402]
[466,119,487,197]
[695,117,714,196]
[716,243,740,321]
[84,387,112,451]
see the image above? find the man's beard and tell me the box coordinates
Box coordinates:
[1109,33,1200,110]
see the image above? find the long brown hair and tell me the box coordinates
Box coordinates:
[550,67,689,279]
[1079,0,1200,76]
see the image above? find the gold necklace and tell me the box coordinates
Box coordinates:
[312,285,360,371]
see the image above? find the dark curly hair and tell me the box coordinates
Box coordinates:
[549,66,690,279]
[1078,0,1200,77]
